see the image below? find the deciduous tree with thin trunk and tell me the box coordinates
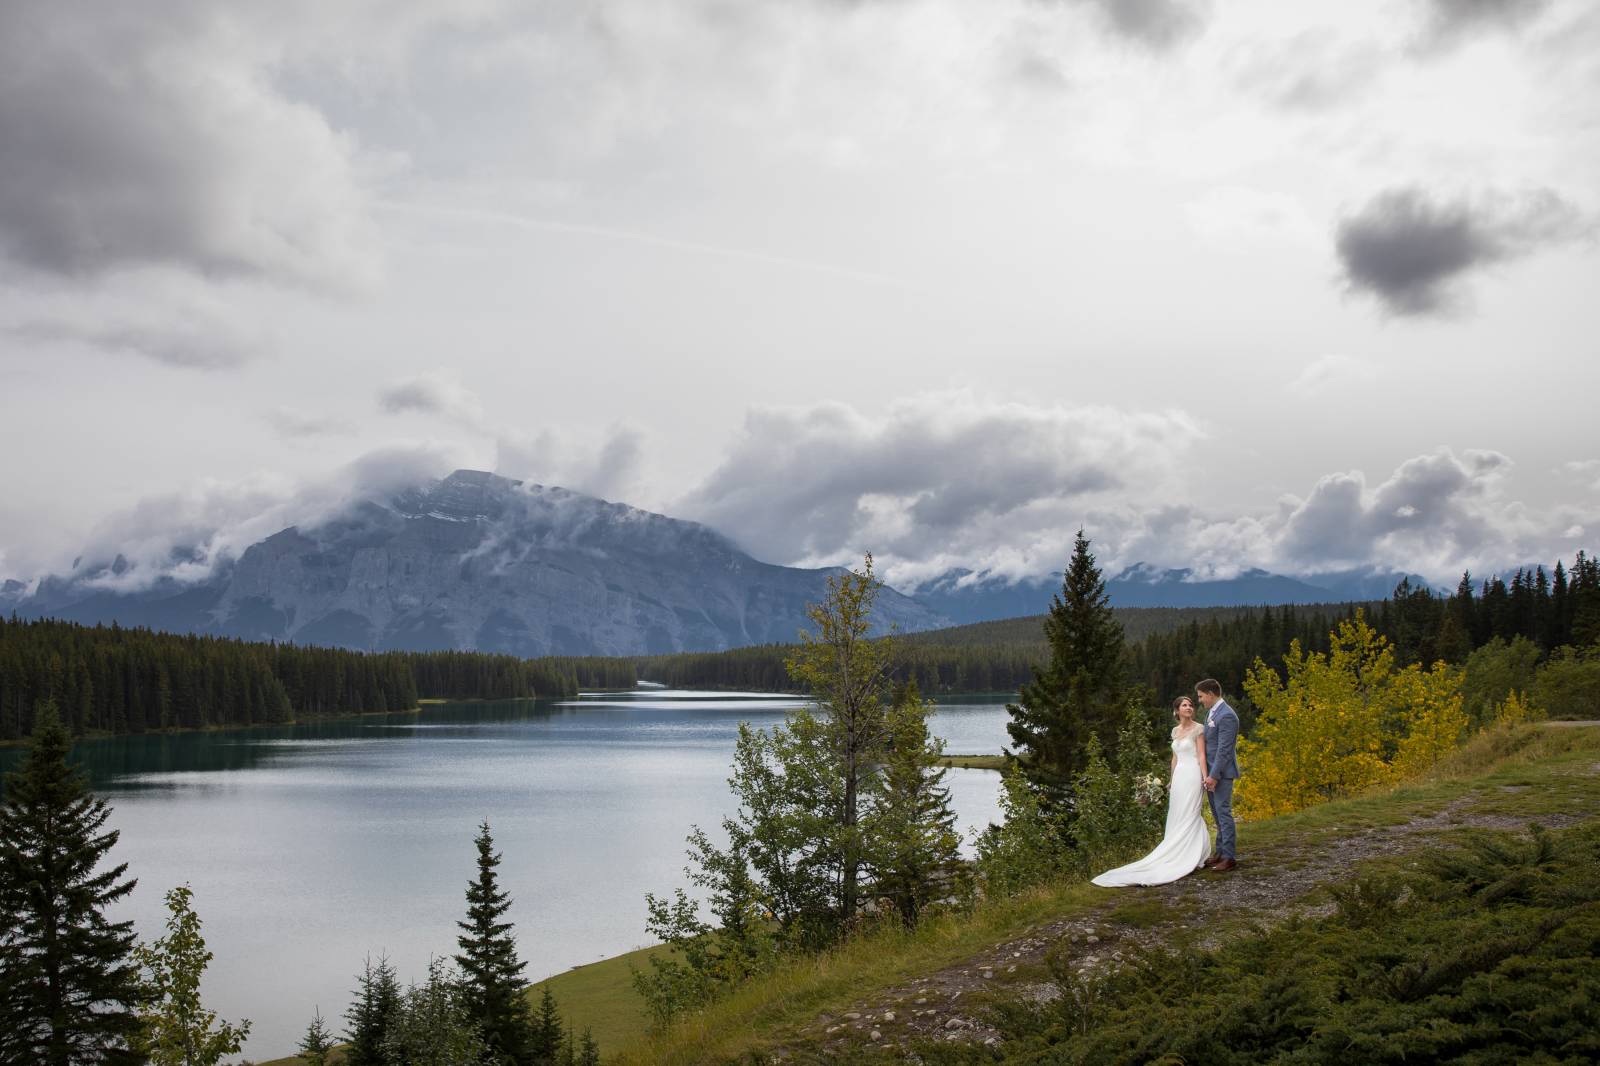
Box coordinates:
[785,554,895,925]
[134,884,249,1066]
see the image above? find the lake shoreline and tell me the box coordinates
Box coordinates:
[8,690,1011,1058]
[2,694,582,750]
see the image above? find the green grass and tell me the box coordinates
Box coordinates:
[527,943,672,1052]
[1104,897,1169,930]
[605,724,1600,1065]
[256,724,1600,1065]
[254,947,671,1065]
[613,881,1107,1065]
[956,819,1600,1065]
[936,754,1011,771]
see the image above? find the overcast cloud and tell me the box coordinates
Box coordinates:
[1335,187,1589,315]
[1,0,1596,592]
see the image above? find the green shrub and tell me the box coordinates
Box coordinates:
[934,822,1600,1065]
[1531,643,1600,720]
[974,770,1073,896]
[1460,637,1540,728]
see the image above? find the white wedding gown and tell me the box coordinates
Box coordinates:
[1091,728,1212,887]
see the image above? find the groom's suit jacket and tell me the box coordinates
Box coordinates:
[1205,699,1242,780]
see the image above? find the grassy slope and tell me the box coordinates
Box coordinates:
[605,724,1600,1065]
[254,726,1595,1065]
[526,944,672,1051]
[255,945,672,1066]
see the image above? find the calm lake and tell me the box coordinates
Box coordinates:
[1,689,1014,1059]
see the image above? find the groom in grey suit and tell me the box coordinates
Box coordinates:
[1196,678,1241,872]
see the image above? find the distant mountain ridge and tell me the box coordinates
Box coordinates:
[9,470,947,657]
[4,471,1439,651]
[912,563,1428,625]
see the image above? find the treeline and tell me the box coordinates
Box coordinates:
[0,616,583,741]
[1383,553,1600,664]
[905,604,1272,649]
[633,640,1043,694]
[1128,603,1373,731]
[630,605,1379,703]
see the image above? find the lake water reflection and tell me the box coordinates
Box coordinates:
[1,689,1014,1059]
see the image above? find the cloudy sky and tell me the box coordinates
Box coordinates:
[1,0,1596,591]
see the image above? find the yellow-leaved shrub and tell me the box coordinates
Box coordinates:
[1492,690,1545,726]
[1236,612,1466,819]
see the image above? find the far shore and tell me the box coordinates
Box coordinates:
[1,694,593,750]
[936,753,1011,771]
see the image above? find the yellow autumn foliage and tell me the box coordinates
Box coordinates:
[1236,612,1467,819]
[1492,690,1545,726]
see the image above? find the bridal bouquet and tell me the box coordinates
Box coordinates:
[1132,772,1166,808]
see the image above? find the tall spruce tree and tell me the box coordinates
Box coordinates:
[455,820,535,1065]
[1551,560,1571,647]
[869,681,967,926]
[1006,531,1128,809]
[529,986,564,1065]
[0,699,144,1065]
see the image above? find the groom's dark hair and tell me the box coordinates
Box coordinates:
[1196,678,1222,697]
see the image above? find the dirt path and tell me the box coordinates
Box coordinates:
[779,801,1589,1059]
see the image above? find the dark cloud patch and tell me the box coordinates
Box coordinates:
[1418,0,1550,48]
[1232,31,1387,111]
[377,372,484,422]
[0,1,375,287]
[677,395,1197,583]
[1060,0,1210,51]
[9,316,261,370]
[1334,187,1587,316]
[1276,448,1515,569]
[263,408,351,440]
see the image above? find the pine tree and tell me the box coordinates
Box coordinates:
[577,1028,600,1066]
[1551,560,1571,647]
[529,986,563,1065]
[297,1008,335,1066]
[0,699,144,1065]
[343,954,400,1066]
[1440,572,1478,661]
[1572,552,1600,647]
[1006,531,1129,808]
[455,820,535,1065]
[869,681,968,926]
[382,958,486,1065]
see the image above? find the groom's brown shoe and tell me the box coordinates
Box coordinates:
[1202,856,1222,868]
[1213,858,1237,872]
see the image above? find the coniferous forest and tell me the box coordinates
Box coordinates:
[0,616,589,742]
[634,552,1600,725]
[5,550,1597,744]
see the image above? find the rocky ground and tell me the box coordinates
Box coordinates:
[779,784,1595,1060]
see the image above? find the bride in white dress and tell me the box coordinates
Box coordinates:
[1092,696,1212,887]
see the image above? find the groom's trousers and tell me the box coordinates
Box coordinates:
[1209,777,1236,860]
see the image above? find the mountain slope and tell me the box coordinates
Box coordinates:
[17,470,948,656]
[916,563,1426,624]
